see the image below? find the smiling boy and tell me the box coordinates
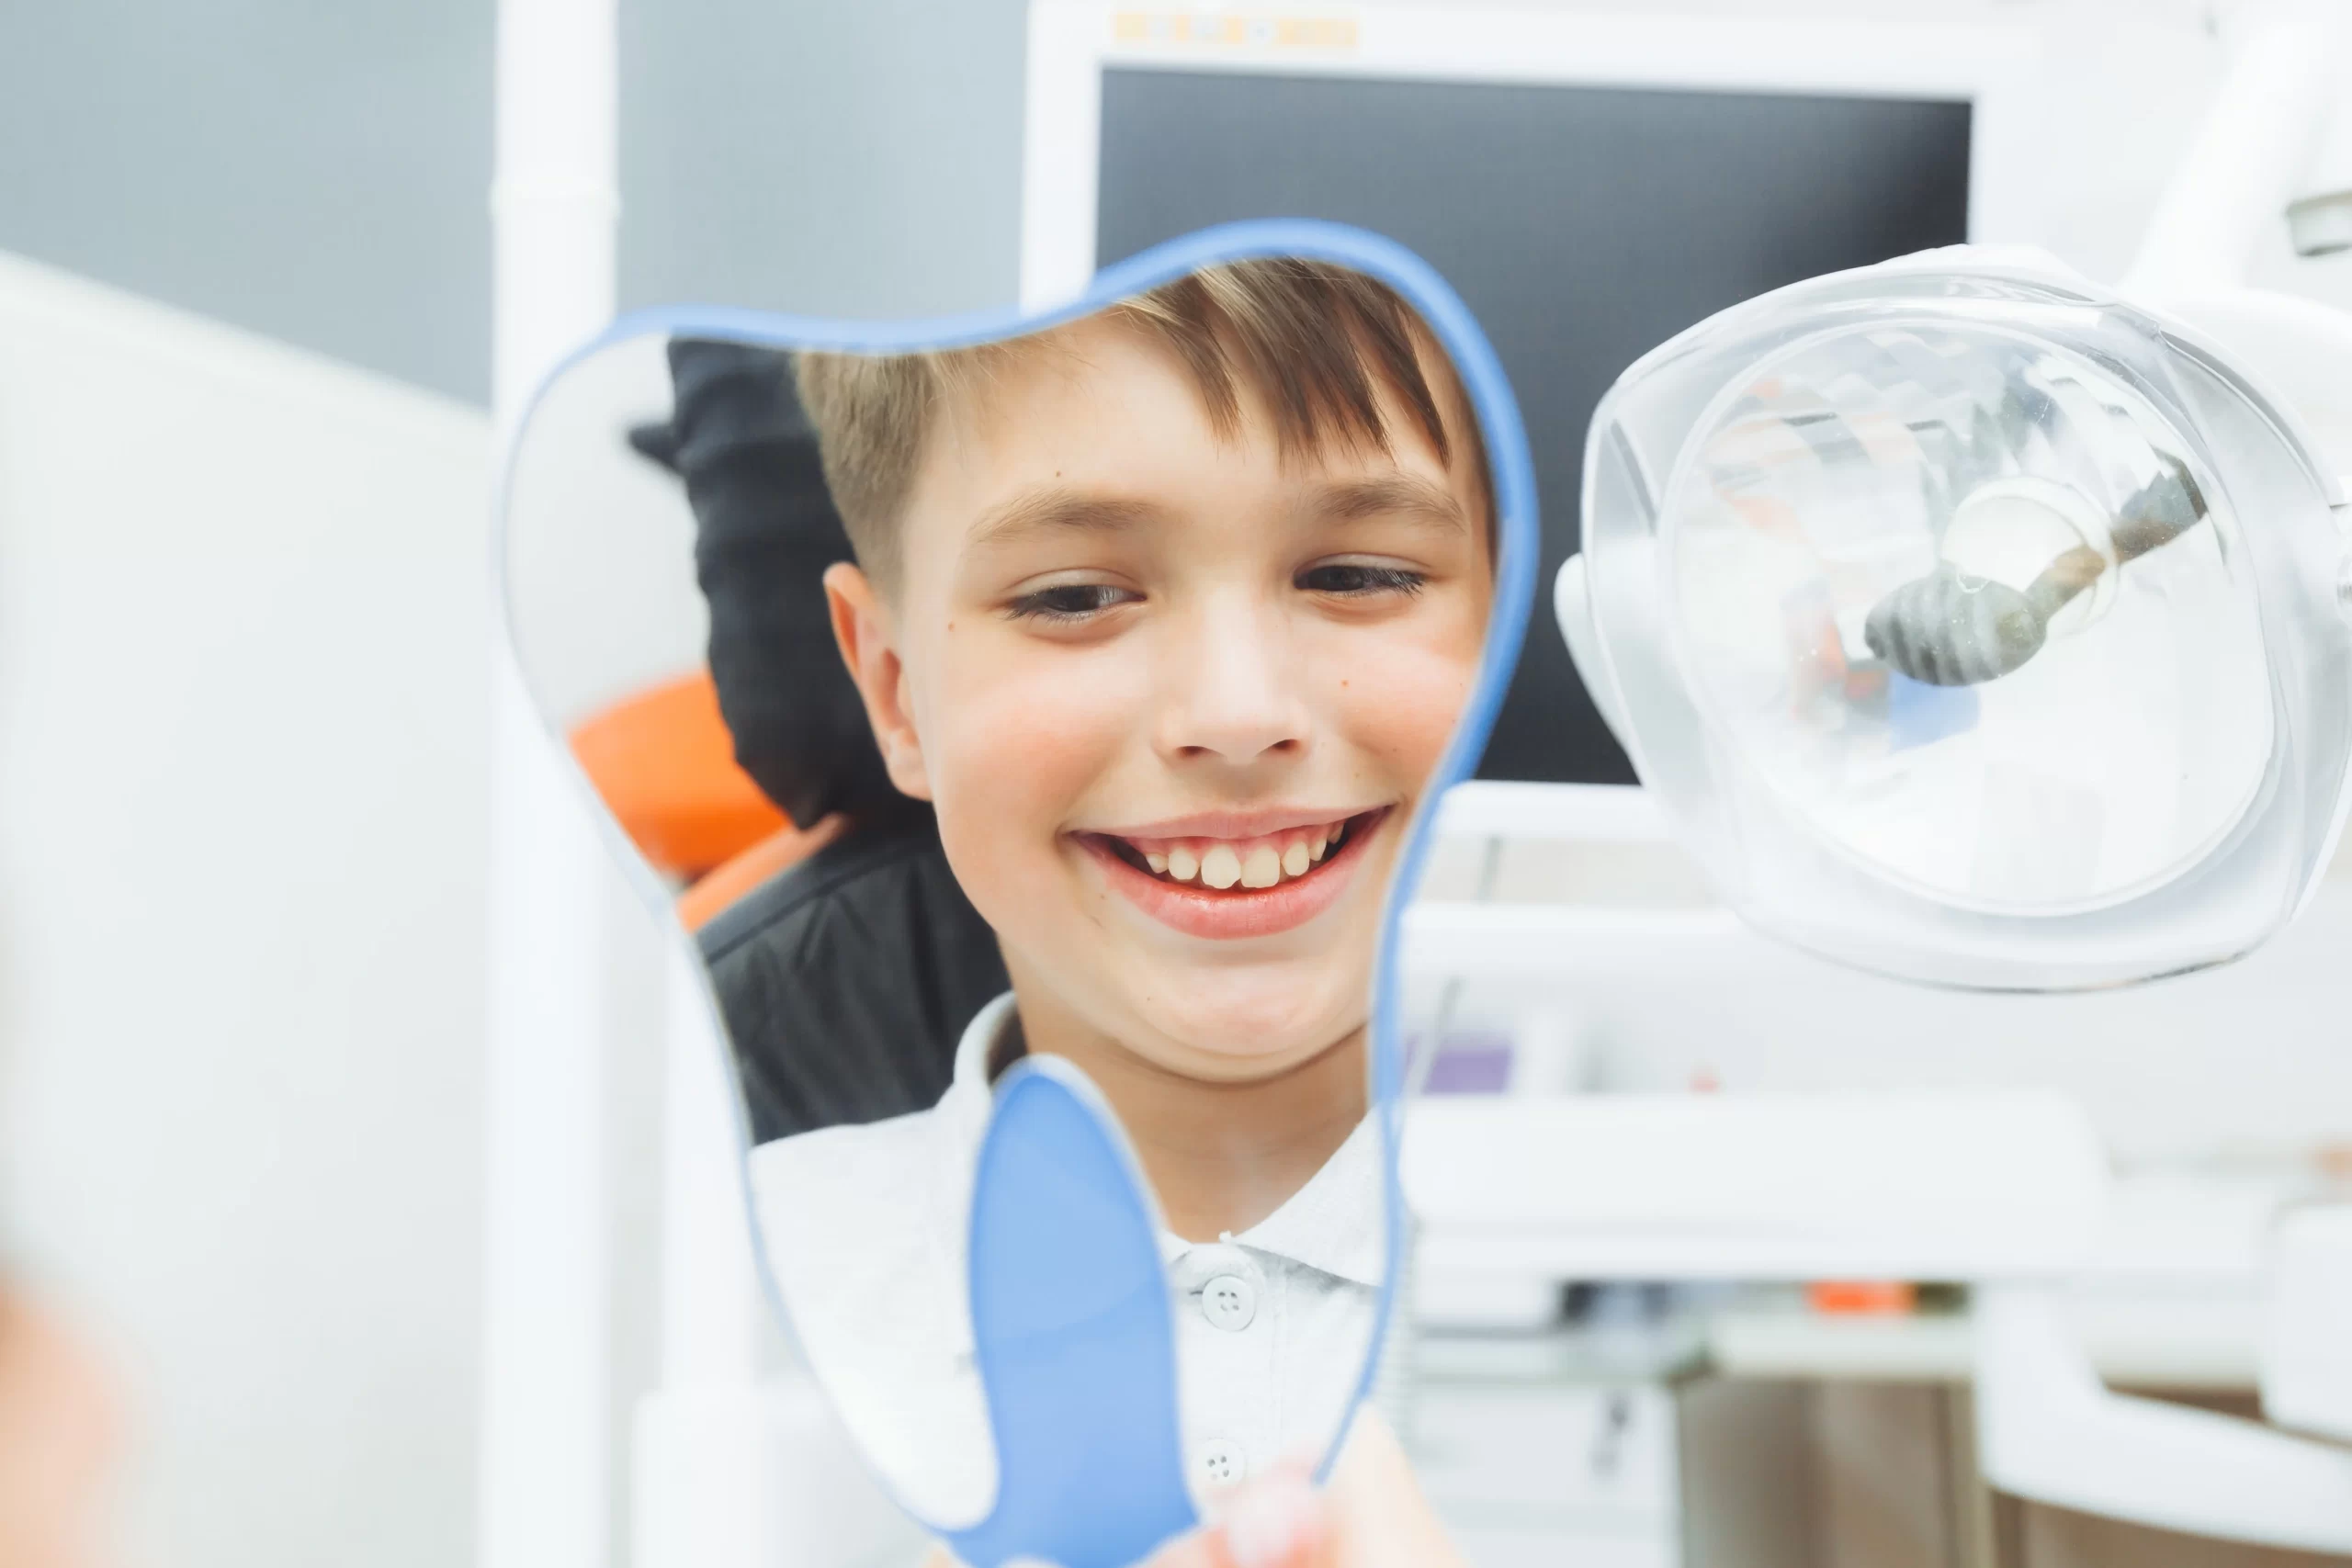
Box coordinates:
[750,259,1494,1520]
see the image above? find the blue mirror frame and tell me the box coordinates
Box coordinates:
[494,219,1540,1568]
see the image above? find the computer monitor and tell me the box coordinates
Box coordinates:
[1023,3,2015,784]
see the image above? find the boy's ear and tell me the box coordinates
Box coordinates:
[823,562,933,802]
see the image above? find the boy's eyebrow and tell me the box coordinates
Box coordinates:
[1311,474,1472,536]
[967,487,1168,549]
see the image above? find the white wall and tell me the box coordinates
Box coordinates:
[0,2,492,402]
[0,253,492,1568]
[617,0,1026,321]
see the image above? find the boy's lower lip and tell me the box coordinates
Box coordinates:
[1074,807,1391,941]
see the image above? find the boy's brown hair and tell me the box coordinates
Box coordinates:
[794,258,1487,592]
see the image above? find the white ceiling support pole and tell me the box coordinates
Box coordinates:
[482,6,619,1568]
[2122,0,2348,301]
[492,0,619,421]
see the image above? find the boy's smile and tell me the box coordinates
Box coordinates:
[1075,805,1391,941]
[826,306,1492,1090]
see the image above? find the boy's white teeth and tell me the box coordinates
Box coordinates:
[1120,816,1363,890]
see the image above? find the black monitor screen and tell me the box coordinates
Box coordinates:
[1096,70,1971,784]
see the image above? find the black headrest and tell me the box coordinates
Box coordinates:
[636,337,928,834]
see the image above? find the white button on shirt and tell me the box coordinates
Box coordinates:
[1200,1272,1257,1331]
[1193,1438,1249,1489]
[748,993,1384,1525]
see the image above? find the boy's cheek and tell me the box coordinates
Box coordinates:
[933,651,1146,780]
[925,676,1137,884]
[1325,644,1483,784]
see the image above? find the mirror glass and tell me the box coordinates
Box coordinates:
[502,254,1508,1538]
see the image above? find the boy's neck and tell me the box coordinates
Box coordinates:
[997,978,1367,1243]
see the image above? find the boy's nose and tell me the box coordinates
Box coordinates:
[1155,604,1311,766]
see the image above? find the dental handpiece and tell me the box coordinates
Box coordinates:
[1861,458,2208,687]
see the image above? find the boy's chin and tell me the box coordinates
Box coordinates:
[1122,981,1368,1081]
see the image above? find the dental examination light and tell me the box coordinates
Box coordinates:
[1554,0,2352,997]
[1558,246,2351,992]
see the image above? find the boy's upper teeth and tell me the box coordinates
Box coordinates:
[1122,818,1354,888]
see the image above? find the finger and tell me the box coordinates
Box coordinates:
[1324,1407,1465,1568]
[1140,1466,1329,1568]
[1217,1468,1329,1568]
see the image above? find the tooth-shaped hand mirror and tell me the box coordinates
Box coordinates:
[498,223,1535,1567]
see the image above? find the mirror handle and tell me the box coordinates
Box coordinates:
[946,1058,1199,1568]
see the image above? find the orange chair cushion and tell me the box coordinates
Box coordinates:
[569,670,788,879]
[676,814,849,931]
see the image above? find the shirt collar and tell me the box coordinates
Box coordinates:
[952,991,1022,1091]
[1211,1115,1385,1288]
[955,993,1386,1289]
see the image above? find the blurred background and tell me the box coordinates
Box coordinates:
[3,3,2351,1567]
[0,4,1018,1564]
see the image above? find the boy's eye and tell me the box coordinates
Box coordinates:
[1006,582,1139,621]
[1296,561,1428,598]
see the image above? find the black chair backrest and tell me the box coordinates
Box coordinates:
[700,823,1008,1144]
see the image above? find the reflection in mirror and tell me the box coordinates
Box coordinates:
[503,256,1504,1546]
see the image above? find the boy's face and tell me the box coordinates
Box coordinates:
[834,314,1494,1083]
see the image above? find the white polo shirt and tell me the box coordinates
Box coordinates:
[748,992,1384,1525]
